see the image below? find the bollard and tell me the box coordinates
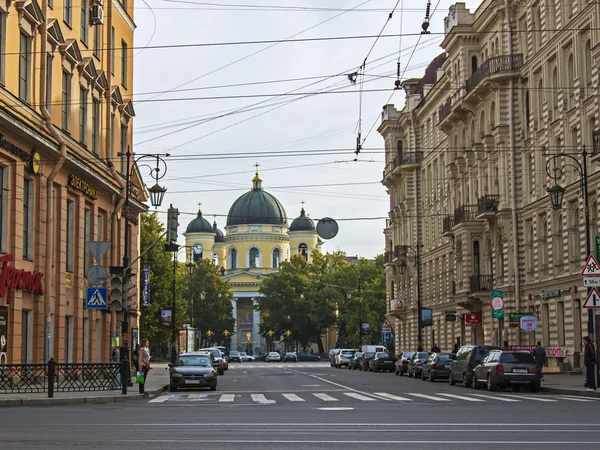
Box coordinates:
[121,360,127,394]
[47,358,55,398]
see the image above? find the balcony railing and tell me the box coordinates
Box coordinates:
[477,194,500,215]
[466,54,523,93]
[399,151,423,165]
[438,100,451,122]
[384,251,395,263]
[454,205,478,225]
[469,275,493,292]
[442,216,455,234]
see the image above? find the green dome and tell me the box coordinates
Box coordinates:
[226,173,287,226]
[186,210,215,234]
[290,208,315,232]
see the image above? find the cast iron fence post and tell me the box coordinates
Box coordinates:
[121,360,127,395]
[47,358,55,398]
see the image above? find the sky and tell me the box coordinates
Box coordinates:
[132,0,482,259]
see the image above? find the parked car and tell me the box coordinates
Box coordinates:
[169,352,218,392]
[360,352,375,371]
[265,352,281,362]
[228,351,242,363]
[297,352,321,361]
[395,351,415,376]
[198,348,225,375]
[421,353,453,381]
[335,349,356,368]
[240,352,255,362]
[221,353,229,371]
[369,352,398,372]
[330,349,341,367]
[284,352,298,362]
[449,345,500,387]
[348,352,364,370]
[407,352,430,378]
[473,350,541,392]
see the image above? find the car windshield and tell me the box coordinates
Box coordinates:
[268,352,279,356]
[286,353,295,356]
[364,352,374,358]
[500,352,536,364]
[403,352,415,359]
[177,356,211,367]
[437,354,452,361]
[417,352,429,359]
[376,352,392,358]
[230,352,240,356]
[354,352,364,358]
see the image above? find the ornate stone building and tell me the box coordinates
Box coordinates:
[380,0,600,370]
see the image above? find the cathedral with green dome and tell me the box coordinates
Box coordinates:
[184,171,323,353]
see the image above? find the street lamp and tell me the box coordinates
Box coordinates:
[206,330,214,347]
[283,329,292,352]
[398,244,423,352]
[119,148,168,392]
[223,330,231,354]
[266,330,274,352]
[546,148,596,385]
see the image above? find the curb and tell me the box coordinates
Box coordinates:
[540,386,600,398]
[0,384,169,407]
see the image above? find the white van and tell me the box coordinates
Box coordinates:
[362,345,386,354]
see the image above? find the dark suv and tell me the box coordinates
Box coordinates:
[449,345,500,387]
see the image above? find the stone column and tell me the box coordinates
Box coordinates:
[252,298,260,355]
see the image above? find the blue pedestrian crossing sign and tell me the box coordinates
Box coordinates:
[382,331,394,343]
[86,287,108,309]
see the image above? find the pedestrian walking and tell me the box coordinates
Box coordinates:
[584,336,597,392]
[132,344,140,373]
[431,344,441,353]
[502,340,510,350]
[452,343,459,354]
[138,339,151,394]
[533,341,546,382]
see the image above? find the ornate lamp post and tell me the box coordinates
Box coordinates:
[398,244,423,352]
[266,330,274,352]
[206,330,214,347]
[223,330,231,354]
[283,329,292,352]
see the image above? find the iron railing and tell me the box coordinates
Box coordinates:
[399,151,423,165]
[439,100,451,122]
[0,364,47,393]
[466,54,523,93]
[469,275,493,292]
[477,194,500,214]
[384,251,395,263]
[442,216,455,233]
[454,205,479,225]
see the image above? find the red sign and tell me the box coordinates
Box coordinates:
[510,345,536,352]
[0,254,44,305]
[465,313,482,327]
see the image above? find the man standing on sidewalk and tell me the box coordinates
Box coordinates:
[584,336,596,392]
[533,341,546,382]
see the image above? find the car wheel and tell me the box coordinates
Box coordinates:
[429,371,435,382]
[512,385,521,392]
[407,369,412,378]
[449,373,456,386]
[421,370,426,380]
[210,383,217,391]
[394,368,399,375]
[472,376,480,389]
[462,373,471,388]
[219,369,224,375]
[530,381,540,393]
[169,385,177,392]
[487,375,497,391]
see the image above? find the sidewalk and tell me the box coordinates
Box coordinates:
[0,363,169,407]
[541,372,600,398]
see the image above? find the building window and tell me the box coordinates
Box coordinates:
[81,0,88,45]
[120,124,127,173]
[121,40,128,88]
[272,248,281,268]
[496,234,504,280]
[552,67,559,117]
[537,79,543,127]
[93,24,101,59]
[192,244,204,262]
[21,310,32,363]
[66,199,75,272]
[83,317,89,363]
[19,33,31,102]
[79,87,88,145]
[91,98,100,153]
[64,0,72,25]
[110,113,115,157]
[65,316,73,363]
[110,27,115,75]
[585,40,592,86]
[84,208,91,272]
[23,179,33,259]
[229,247,237,270]
[0,166,7,253]
[249,247,259,268]
[46,53,53,107]
[62,71,71,132]
[299,243,308,260]
[51,188,56,266]
[97,212,104,239]
[567,54,575,107]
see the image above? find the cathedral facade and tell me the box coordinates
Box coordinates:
[184,171,322,353]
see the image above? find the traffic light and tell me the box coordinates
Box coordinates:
[167,204,179,245]
[123,280,137,311]
[110,276,123,311]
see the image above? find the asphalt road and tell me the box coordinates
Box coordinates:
[1,361,599,449]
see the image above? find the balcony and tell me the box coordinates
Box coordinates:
[442,216,455,236]
[399,151,423,167]
[384,251,395,264]
[454,204,479,226]
[469,275,493,293]
[477,194,499,219]
[465,54,523,94]
[438,100,451,123]
[382,155,400,184]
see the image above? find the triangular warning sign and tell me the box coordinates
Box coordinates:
[581,255,600,276]
[583,287,600,309]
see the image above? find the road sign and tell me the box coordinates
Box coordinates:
[584,277,600,287]
[382,331,393,343]
[581,255,600,276]
[520,315,537,331]
[86,265,108,287]
[86,241,110,263]
[86,287,108,309]
[583,287,600,309]
[382,317,392,329]
[490,290,504,311]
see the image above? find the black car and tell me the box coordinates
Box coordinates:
[360,352,375,370]
[407,352,430,378]
[395,351,415,376]
[449,345,500,387]
[296,352,321,361]
[369,352,398,372]
[347,352,364,370]
[169,353,218,392]
[228,351,242,363]
[421,353,453,381]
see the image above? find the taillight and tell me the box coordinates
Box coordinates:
[495,364,504,373]
[536,366,541,375]
[431,362,439,369]
[416,361,422,366]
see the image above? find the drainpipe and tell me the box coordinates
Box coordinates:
[40,0,67,363]
[411,110,423,351]
[505,0,521,343]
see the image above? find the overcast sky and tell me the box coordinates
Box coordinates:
[132,0,482,259]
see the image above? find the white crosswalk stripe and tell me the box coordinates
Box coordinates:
[500,394,557,402]
[438,393,485,402]
[313,393,338,402]
[219,394,235,402]
[282,393,305,402]
[343,392,376,401]
[373,392,413,401]
[251,394,268,402]
[470,393,521,402]
[556,395,597,402]
[406,393,451,402]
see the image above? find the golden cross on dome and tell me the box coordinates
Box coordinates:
[197,202,202,211]
[301,200,305,211]
[254,162,260,173]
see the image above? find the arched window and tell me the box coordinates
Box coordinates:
[525,90,530,131]
[490,101,496,129]
[473,240,480,277]
[397,140,403,158]
[229,247,238,270]
[272,248,281,268]
[213,253,218,266]
[527,222,534,273]
[479,111,485,137]
[471,55,478,75]
[585,40,592,86]
[249,247,260,268]
[470,119,476,144]
[299,243,308,260]
[540,217,548,268]
[568,54,575,106]
[552,67,559,116]
[496,234,505,280]
[537,79,543,126]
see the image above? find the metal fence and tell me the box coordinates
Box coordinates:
[0,359,123,397]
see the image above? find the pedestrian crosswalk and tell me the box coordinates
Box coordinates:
[149,390,600,405]
[228,363,326,369]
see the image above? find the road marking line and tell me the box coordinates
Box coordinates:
[148,395,170,403]
[343,392,376,401]
[470,394,521,402]
[251,394,268,402]
[219,394,235,402]
[555,395,596,402]
[500,394,557,402]
[313,393,338,402]
[406,393,450,402]
[438,393,485,402]
[373,392,413,401]
[282,393,305,402]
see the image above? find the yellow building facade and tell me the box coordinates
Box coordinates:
[185,172,323,352]
[0,0,144,364]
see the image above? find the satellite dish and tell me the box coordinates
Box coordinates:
[316,217,339,240]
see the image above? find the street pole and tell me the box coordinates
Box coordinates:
[416,244,423,352]
[120,148,132,392]
[171,246,178,365]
